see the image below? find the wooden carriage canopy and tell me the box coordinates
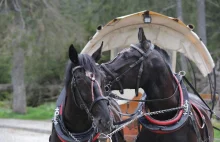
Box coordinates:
[81,10,215,77]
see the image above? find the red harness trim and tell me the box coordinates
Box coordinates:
[59,104,63,115]
[144,75,184,125]
[92,133,100,142]
[58,135,66,142]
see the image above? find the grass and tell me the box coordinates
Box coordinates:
[0,102,55,120]
[212,120,220,141]
[214,130,220,141]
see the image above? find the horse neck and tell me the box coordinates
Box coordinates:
[142,59,179,119]
[63,86,92,133]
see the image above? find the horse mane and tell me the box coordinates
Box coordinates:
[65,54,103,87]
[154,45,171,66]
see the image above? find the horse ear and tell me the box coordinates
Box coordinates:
[138,27,147,44]
[69,44,79,64]
[92,41,103,62]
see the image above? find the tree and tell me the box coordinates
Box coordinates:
[197,0,207,45]
[8,0,27,114]
[0,0,86,107]
[176,0,189,73]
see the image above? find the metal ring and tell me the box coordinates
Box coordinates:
[179,71,186,77]
[105,84,111,92]
[116,77,120,81]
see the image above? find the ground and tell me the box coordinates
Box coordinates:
[0,118,51,142]
[0,118,220,142]
[0,128,49,142]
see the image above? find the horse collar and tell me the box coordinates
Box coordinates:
[52,88,98,142]
[139,74,191,134]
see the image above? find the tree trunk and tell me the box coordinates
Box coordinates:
[176,0,183,21]
[11,0,26,114]
[176,0,188,72]
[12,47,26,114]
[197,0,207,45]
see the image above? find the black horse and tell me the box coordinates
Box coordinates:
[100,28,214,142]
[50,44,123,142]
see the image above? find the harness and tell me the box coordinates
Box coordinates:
[52,66,109,142]
[101,43,210,142]
[101,43,154,96]
[138,74,190,133]
[52,88,97,142]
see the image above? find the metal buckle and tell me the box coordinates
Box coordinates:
[92,122,96,128]
[104,83,112,92]
[116,77,120,81]
[183,100,189,115]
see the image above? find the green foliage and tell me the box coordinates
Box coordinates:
[0,91,11,101]
[71,0,177,36]
[213,120,220,139]
[206,1,220,58]
[0,102,55,120]
[0,0,219,106]
[0,56,11,84]
[0,0,87,106]
[0,55,11,101]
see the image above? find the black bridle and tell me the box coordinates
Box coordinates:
[101,42,154,96]
[70,65,109,123]
[52,66,111,142]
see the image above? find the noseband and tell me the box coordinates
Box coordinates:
[101,42,154,96]
[71,65,109,122]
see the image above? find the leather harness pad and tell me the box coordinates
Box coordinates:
[53,88,96,142]
[191,103,205,129]
[138,75,191,134]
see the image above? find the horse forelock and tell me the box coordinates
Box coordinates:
[78,54,100,76]
[64,54,104,88]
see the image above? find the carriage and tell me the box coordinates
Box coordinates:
[81,10,216,141]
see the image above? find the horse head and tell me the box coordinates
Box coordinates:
[101,27,170,93]
[67,43,114,133]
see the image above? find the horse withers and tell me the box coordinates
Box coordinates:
[100,27,214,142]
[50,44,119,142]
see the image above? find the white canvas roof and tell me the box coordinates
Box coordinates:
[81,10,215,77]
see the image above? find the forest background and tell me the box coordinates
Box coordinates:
[0,0,219,116]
